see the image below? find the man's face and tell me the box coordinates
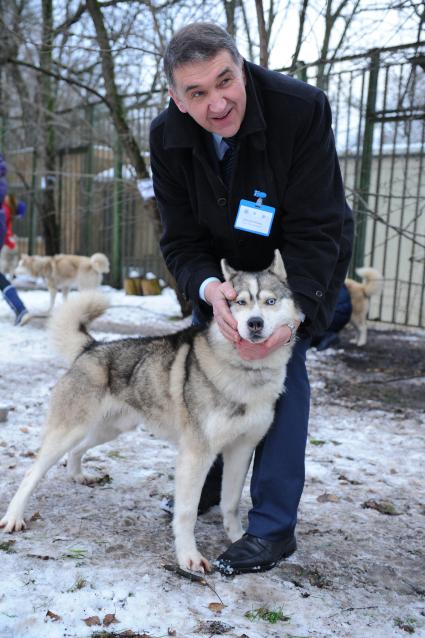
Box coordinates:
[169,50,247,137]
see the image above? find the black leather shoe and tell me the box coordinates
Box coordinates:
[213,533,297,575]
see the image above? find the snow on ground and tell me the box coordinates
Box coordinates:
[0,285,424,638]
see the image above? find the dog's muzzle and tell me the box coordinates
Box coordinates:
[247,316,264,341]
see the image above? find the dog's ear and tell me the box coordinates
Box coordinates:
[221,258,237,281]
[270,249,287,280]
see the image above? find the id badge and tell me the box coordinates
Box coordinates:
[234,198,275,237]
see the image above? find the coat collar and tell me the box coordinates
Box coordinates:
[163,60,266,152]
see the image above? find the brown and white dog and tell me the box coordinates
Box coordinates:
[16,252,110,312]
[0,242,20,277]
[345,267,383,346]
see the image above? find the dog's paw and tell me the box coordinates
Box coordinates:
[0,515,26,533]
[177,550,211,574]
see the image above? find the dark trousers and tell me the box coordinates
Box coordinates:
[248,337,310,540]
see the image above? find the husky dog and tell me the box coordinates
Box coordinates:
[16,252,110,312]
[1,250,301,572]
[0,242,20,277]
[345,266,383,346]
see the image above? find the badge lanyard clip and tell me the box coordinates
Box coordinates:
[253,190,267,207]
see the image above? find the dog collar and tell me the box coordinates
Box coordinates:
[286,320,298,344]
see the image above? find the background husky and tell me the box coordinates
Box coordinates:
[345,266,383,346]
[0,242,20,277]
[1,250,301,572]
[16,252,110,311]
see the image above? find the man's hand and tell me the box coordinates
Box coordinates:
[205,280,240,343]
[236,322,300,361]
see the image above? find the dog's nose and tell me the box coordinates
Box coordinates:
[247,316,264,333]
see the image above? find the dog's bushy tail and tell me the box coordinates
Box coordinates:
[49,291,109,363]
[355,267,383,298]
[90,252,110,274]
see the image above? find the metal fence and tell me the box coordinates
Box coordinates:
[308,44,425,328]
[3,42,425,327]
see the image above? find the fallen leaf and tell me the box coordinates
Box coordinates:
[208,602,226,613]
[338,474,362,485]
[83,615,101,626]
[317,493,339,503]
[308,567,332,588]
[168,629,177,636]
[30,511,42,522]
[103,613,119,626]
[20,427,29,433]
[46,610,62,622]
[20,450,36,457]
[362,499,400,515]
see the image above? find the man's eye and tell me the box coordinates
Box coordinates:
[191,91,204,99]
[237,299,247,305]
[266,298,276,305]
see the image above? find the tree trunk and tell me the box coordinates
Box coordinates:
[39,0,60,254]
[255,0,269,67]
[86,0,191,315]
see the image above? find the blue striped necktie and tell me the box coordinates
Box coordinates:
[220,136,237,187]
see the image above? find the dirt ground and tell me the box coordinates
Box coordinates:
[318,325,425,412]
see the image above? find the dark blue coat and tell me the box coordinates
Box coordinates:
[150,61,354,337]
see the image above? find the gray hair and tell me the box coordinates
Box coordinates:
[164,23,241,88]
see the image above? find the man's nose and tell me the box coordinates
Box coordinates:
[209,94,227,114]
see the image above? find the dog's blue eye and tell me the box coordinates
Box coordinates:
[266,298,276,305]
[237,299,247,305]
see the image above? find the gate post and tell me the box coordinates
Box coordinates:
[83,103,94,256]
[352,49,380,274]
[28,148,38,255]
[111,140,123,288]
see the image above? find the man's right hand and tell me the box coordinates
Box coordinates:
[204,281,240,343]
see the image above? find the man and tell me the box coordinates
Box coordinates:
[0,153,31,326]
[311,283,353,350]
[150,23,353,574]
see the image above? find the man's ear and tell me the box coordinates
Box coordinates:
[168,87,187,114]
[221,258,237,282]
[270,249,287,280]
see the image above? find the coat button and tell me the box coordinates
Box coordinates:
[315,290,323,297]
[217,197,227,206]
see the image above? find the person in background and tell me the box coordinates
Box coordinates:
[0,154,31,326]
[150,23,353,574]
[311,283,352,350]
